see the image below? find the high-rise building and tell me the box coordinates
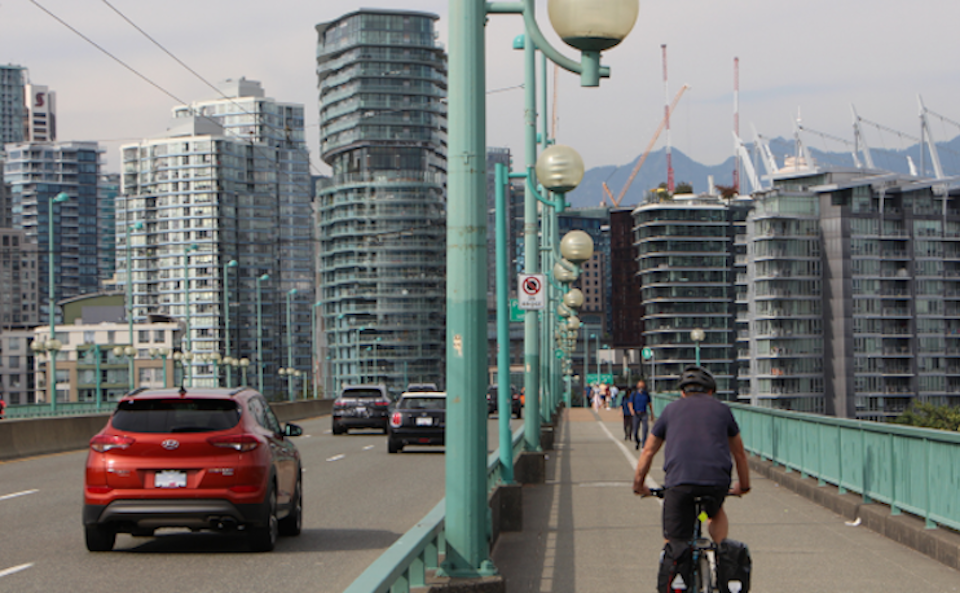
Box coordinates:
[0,65,26,147]
[0,228,38,329]
[119,80,314,395]
[315,9,448,394]
[3,141,104,322]
[23,83,56,142]
[97,174,118,286]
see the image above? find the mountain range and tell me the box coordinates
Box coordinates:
[566,134,960,209]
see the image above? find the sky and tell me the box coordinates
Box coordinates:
[3,0,960,178]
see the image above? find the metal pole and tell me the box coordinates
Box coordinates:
[595,333,600,390]
[582,329,589,407]
[256,274,268,394]
[224,260,237,388]
[440,0,495,577]
[522,31,542,453]
[161,352,167,387]
[125,223,137,392]
[286,289,297,401]
[94,345,102,413]
[495,162,515,484]
[48,194,68,411]
[183,244,197,387]
[312,303,321,399]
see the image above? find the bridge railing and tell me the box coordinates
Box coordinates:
[4,402,112,419]
[653,393,960,532]
[343,425,525,593]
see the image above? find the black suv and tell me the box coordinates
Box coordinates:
[486,385,522,418]
[387,392,446,453]
[332,384,392,434]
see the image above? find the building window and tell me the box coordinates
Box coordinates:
[154,330,165,342]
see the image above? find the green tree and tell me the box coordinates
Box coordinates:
[894,402,960,431]
[674,181,694,194]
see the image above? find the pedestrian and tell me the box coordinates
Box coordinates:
[609,384,619,410]
[630,379,654,450]
[620,385,634,440]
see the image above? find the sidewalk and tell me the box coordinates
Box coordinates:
[492,407,960,592]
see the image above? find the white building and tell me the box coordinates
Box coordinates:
[24,83,56,142]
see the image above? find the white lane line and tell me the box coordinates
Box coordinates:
[326,454,346,462]
[0,563,34,579]
[362,445,374,451]
[302,434,312,439]
[595,414,662,499]
[0,489,38,502]
[323,430,332,434]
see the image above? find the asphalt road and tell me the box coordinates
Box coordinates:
[0,413,521,593]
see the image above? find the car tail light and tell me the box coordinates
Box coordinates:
[228,485,260,493]
[86,485,113,494]
[207,434,260,452]
[390,412,402,427]
[374,400,390,407]
[90,434,135,452]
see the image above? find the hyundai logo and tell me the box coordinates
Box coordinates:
[161,439,180,450]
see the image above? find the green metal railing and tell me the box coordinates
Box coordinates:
[653,393,960,532]
[343,426,525,593]
[5,402,113,419]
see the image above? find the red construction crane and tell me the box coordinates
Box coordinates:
[602,84,689,207]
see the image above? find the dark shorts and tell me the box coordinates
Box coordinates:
[662,484,728,541]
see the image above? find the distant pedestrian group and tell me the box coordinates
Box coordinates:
[621,380,654,450]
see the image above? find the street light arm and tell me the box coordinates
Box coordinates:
[525,167,568,212]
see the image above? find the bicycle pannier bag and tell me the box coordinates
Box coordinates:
[657,540,694,592]
[717,539,752,593]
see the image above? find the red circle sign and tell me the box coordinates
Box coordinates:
[522,276,541,295]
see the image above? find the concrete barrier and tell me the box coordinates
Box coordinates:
[0,398,334,462]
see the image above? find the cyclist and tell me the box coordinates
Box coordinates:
[632,365,751,544]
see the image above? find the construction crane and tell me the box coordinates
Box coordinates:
[602,84,689,207]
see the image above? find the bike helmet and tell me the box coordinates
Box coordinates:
[677,365,716,393]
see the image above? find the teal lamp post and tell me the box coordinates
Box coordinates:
[443,0,636,578]
[691,328,705,366]
[125,221,144,392]
[312,302,322,399]
[45,191,70,411]
[285,288,298,401]
[256,273,269,393]
[223,259,238,387]
[149,347,169,387]
[182,243,199,387]
[239,357,250,386]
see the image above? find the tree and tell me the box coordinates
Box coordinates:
[715,184,738,199]
[894,402,960,431]
[674,181,694,194]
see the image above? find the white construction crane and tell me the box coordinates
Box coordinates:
[732,131,762,193]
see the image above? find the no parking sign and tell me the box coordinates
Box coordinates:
[518,273,545,310]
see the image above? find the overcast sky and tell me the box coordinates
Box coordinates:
[3,0,959,178]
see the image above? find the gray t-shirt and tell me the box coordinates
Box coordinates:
[651,394,740,488]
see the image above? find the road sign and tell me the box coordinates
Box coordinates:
[585,373,615,385]
[642,347,653,360]
[517,273,545,310]
[509,298,525,323]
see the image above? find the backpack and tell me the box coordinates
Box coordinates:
[716,539,752,593]
[658,540,694,592]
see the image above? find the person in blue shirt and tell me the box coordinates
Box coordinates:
[620,384,634,440]
[629,379,654,450]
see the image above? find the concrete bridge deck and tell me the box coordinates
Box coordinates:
[492,407,960,592]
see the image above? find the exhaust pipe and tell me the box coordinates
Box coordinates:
[212,516,239,531]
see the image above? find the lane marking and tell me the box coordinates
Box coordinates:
[0,563,33,579]
[323,430,332,434]
[326,454,345,462]
[0,489,38,502]
[362,445,374,451]
[302,434,312,439]
[594,414,662,501]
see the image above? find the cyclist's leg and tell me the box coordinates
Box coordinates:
[662,485,696,542]
[707,506,728,543]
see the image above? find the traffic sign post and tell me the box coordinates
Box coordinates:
[517,273,545,310]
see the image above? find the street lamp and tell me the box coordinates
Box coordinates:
[256,273,269,393]
[80,344,104,412]
[182,243,199,386]
[278,367,296,400]
[149,347,169,387]
[31,337,63,409]
[223,259,238,387]
[285,288,298,401]
[112,346,136,392]
[172,351,194,387]
[443,0,637,577]
[691,328,705,366]
[312,301,322,399]
[46,191,70,411]
[239,357,250,386]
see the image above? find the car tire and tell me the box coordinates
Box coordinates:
[85,524,116,552]
[332,422,345,435]
[248,485,278,552]
[388,438,401,454]
[278,477,302,537]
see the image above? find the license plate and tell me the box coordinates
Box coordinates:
[416,417,433,426]
[356,407,367,414]
[155,470,187,488]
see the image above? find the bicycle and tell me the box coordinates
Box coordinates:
[649,487,718,593]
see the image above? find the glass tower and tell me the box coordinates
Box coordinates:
[316,9,447,394]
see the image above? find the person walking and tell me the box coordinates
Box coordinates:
[608,384,619,410]
[630,379,654,450]
[620,385,634,440]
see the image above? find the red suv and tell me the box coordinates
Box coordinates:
[83,387,303,552]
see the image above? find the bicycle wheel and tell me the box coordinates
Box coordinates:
[696,552,713,593]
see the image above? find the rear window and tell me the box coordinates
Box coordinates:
[341,389,385,399]
[399,397,446,410]
[112,399,241,433]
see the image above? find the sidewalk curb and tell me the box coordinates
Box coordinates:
[748,455,960,570]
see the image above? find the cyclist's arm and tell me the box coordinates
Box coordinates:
[728,433,751,495]
[632,435,663,495]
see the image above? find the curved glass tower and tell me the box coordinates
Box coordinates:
[316,10,447,394]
